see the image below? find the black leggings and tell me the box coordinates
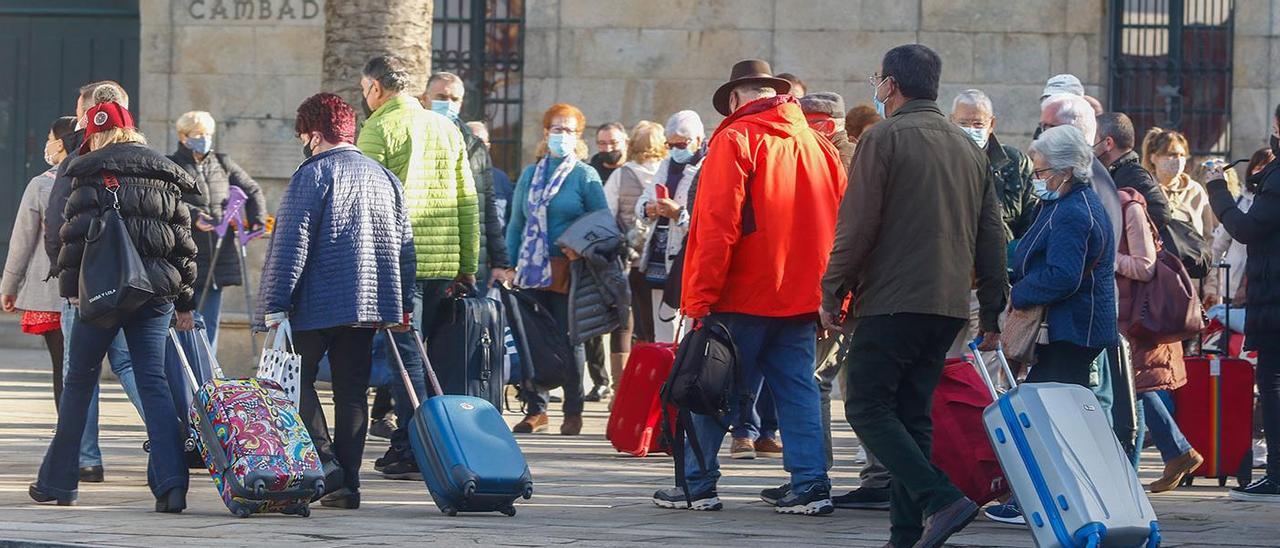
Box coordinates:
[43,330,64,412]
[1027,341,1102,387]
[295,326,375,491]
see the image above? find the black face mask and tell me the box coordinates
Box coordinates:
[1032,125,1045,141]
[302,135,316,159]
[599,150,623,165]
[1270,133,1279,157]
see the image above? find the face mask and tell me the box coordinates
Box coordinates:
[548,133,577,158]
[669,146,694,164]
[599,150,623,165]
[431,100,460,119]
[186,135,213,155]
[872,78,889,118]
[960,126,989,149]
[44,140,60,167]
[1270,134,1279,157]
[302,134,317,159]
[1157,156,1187,178]
[1032,177,1060,201]
[361,85,375,117]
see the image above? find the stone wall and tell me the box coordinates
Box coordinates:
[523,0,1108,163]
[1230,0,1280,160]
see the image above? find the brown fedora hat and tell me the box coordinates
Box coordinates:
[712,59,792,116]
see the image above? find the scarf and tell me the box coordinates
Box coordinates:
[516,155,577,288]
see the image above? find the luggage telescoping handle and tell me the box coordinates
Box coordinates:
[382,328,445,411]
[168,325,225,396]
[968,336,1018,401]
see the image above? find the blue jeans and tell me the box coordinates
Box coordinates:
[1090,349,1114,423]
[681,314,828,495]
[197,285,223,355]
[39,302,187,499]
[1135,391,1192,465]
[60,300,145,468]
[733,382,779,441]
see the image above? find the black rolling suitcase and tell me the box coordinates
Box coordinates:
[427,289,506,410]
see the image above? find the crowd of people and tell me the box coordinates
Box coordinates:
[3,41,1279,548]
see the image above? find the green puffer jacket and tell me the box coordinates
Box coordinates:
[358,95,479,279]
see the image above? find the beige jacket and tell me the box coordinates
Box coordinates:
[1162,173,1216,241]
[1,169,61,312]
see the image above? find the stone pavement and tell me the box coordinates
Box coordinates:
[0,347,1276,547]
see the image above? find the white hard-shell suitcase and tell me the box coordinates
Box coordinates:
[970,340,1160,548]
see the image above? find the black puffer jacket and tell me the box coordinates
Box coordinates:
[557,209,630,344]
[1208,161,1280,352]
[457,121,508,270]
[168,144,267,287]
[59,143,200,311]
[43,129,84,278]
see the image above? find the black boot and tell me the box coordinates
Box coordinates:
[78,465,104,483]
[29,483,75,506]
[155,487,187,513]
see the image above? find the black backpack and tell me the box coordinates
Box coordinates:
[660,320,739,504]
[499,285,575,392]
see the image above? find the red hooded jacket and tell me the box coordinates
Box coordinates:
[681,96,847,319]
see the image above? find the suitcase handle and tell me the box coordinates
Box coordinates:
[170,328,203,398]
[382,328,445,410]
[968,336,1018,400]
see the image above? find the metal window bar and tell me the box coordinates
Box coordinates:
[433,0,524,175]
[1109,0,1234,158]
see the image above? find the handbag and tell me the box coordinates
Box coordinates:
[78,172,156,329]
[1117,192,1204,344]
[1001,305,1046,365]
[1162,217,1212,279]
[257,319,302,404]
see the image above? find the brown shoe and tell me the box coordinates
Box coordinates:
[755,437,784,458]
[512,413,549,434]
[730,437,756,459]
[560,414,583,436]
[1149,449,1204,493]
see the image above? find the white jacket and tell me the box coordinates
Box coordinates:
[633,156,702,269]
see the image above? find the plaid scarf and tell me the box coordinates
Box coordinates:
[516,156,577,288]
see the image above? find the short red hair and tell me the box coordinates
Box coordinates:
[295,93,356,144]
[542,103,586,134]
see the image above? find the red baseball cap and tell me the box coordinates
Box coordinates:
[79,101,135,154]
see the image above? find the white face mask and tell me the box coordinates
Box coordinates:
[1157,156,1187,179]
[959,125,989,149]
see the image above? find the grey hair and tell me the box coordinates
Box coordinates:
[427,71,464,91]
[1042,94,1097,143]
[1029,125,1093,181]
[733,82,778,101]
[951,89,994,118]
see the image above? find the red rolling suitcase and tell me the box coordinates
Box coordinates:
[606,342,677,457]
[930,355,1008,505]
[1175,354,1255,487]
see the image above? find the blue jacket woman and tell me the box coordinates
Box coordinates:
[1011,126,1118,387]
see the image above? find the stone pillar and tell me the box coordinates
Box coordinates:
[322,0,434,109]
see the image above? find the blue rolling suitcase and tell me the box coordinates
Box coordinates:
[384,329,534,516]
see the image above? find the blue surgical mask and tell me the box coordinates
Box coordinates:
[547,133,577,158]
[960,126,989,149]
[431,100,460,120]
[669,146,694,164]
[872,77,889,118]
[1032,178,1060,201]
[186,135,212,155]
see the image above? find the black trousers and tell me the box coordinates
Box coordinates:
[1026,341,1102,387]
[584,335,608,387]
[843,313,966,547]
[629,269,655,343]
[296,326,375,491]
[1258,350,1280,479]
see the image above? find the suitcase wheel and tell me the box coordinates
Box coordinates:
[464,481,477,498]
[234,507,253,518]
[442,507,457,517]
[500,505,517,517]
[184,436,197,453]
[253,479,267,498]
[142,440,151,453]
[1181,477,1193,487]
[313,480,325,499]
[522,485,533,500]
[293,505,311,518]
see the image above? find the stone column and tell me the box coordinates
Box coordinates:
[322,0,434,108]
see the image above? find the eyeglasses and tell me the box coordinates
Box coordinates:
[548,125,576,135]
[666,141,691,150]
[869,73,890,86]
[1033,168,1057,178]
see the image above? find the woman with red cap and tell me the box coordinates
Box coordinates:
[29,85,200,512]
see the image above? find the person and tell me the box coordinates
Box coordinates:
[1009,125,1118,384]
[1203,147,1273,311]
[1114,183,1203,491]
[1203,108,1280,502]
[46,81,146,484]
[423,72,508,286]
[821,45,1006,547]
[1095,112,1174,234]
[167,111,267,352]
[607,121,669,340]
[1142,128,1216,248]
[801,92,855,166]
[30,90,199,512]
[506,103,609,436]
[466,121,515,227]
[846,104,882,146]
[258,92,416,510]
[356,54,478,481]
[1040,73,1085,103]
[590,122,629,188]
[2,116,77,412]
[776,72,807,98]
[585,121,629,399]
[652,58,845,516]
[946,89,1036,372]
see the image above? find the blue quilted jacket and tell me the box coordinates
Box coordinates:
[257,146,416,331]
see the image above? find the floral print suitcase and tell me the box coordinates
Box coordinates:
[190,376,325,517]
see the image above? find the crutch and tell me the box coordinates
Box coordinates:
[197,187,249,311]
